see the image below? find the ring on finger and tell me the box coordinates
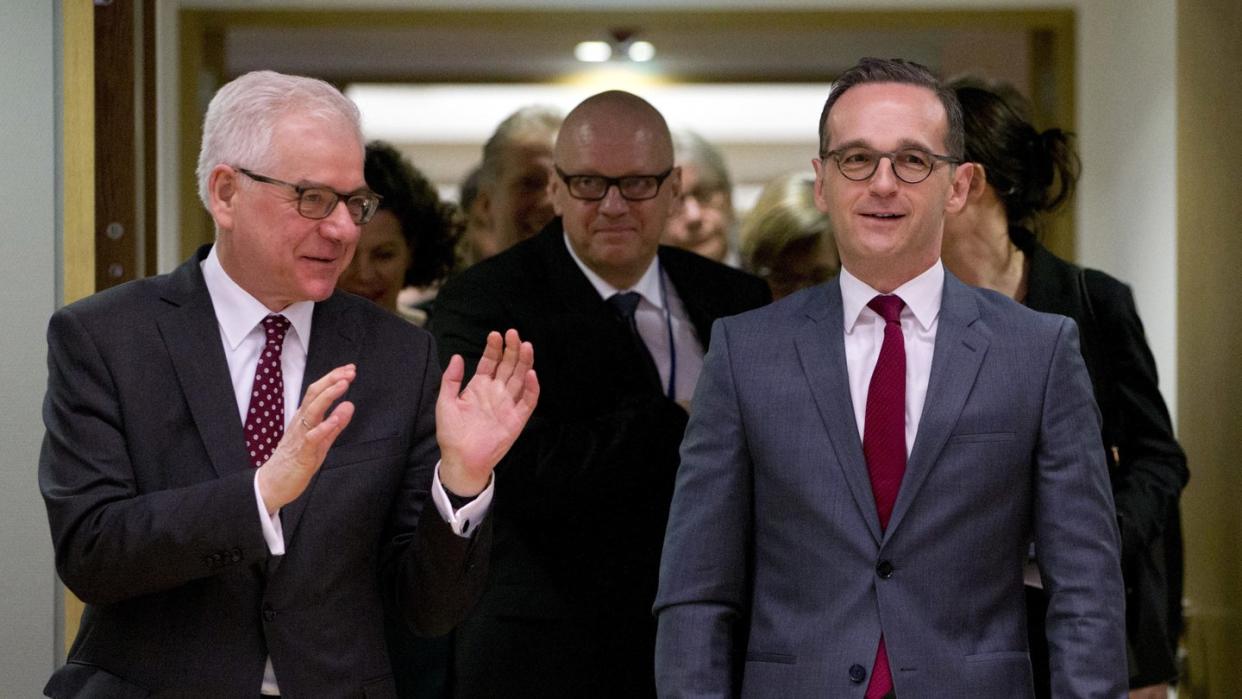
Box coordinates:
[299,416,312,430]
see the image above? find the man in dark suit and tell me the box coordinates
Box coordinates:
[654,58,1127,696]
[431,90,770,697]
[39,70,538,697]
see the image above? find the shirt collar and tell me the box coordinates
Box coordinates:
[201,245,314,354]
[840,259,944,333]
[562,233,664,309]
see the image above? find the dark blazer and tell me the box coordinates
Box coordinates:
[654,271,1128,697]
[1022,233,1188,688]
[430,221,770,697]
[39,245,489,698]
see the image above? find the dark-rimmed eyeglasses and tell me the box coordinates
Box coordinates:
[821,147,961,184]
[236,167,382,225]
[555,167,674,201]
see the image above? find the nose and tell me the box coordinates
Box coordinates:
[320,199,360,243]
[867,156,899,196]
[680,194,702,225]
[598,183,629,216]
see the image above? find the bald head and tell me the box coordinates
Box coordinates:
[556,91,674,167]
[551,90,681,290]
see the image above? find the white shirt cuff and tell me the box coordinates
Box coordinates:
[430,461,493,538]
[253,472,285,556]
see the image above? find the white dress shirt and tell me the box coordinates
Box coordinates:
[564,236,705,402]
[839,260,944,456]
[201,246,491,694]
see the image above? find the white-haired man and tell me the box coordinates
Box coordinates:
[40,70,538,697]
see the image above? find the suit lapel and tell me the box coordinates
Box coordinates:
[884,273,989,538]
[794,280,884,544]
[157,248,252,480]
[274,292,364,555]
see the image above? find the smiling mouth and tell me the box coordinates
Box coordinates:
[862,212,904,219]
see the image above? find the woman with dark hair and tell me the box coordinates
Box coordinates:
[338,141,458,325]
[941,79,1188,698]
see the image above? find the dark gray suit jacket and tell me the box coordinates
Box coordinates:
[40,246,489,698]
[655,271,1127,697]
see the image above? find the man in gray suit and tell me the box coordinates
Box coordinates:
[654,58,1126,697]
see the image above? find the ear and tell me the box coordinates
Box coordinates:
[944,161,976,215]
[811,158,830,214]
[476,188,495,228]
[965,163,989,202]
[548,176,566,217]
[208,164,240,232]
[666,165,683,216]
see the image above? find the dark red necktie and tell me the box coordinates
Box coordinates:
[863,294,906,699]
[244,314,290,468]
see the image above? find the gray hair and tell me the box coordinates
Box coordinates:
[195,70,364,210]
[478,105,562,188]
[673,129,732,194]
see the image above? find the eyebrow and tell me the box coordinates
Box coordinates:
[294,178,371,196]
[827,138,936,152]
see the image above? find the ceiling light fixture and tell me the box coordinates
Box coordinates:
[574,41,612,63]
[627,41,656,63]
[575,28,655,64]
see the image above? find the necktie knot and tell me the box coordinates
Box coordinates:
[607,291,643,320]
[262,314,291,343]
[867,295,905,324]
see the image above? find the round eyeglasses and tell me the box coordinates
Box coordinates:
[236,167,382,225]
[555,167,673,201]
[821,147,961,184]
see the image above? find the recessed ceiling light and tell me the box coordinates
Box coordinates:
[627,41,656,63]
[574,41,612,63]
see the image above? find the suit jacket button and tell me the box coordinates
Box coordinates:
[230,548,242,562]
[849,663,867,683]
[876,560,894,579]
[262,605,275,622]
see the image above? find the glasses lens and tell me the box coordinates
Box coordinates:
[836,148,879,180]
[346,194,379,224]
[893,149,934,183]
[298,188,339,219]
[619,176,659,200]
[568,176,607,200]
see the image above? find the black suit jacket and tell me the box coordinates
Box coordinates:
[431,221,770,697]
[40,246,489,698]
[1021,231,1187,687]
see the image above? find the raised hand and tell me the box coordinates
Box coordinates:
[437,329,539,496]
[256,364,356,513]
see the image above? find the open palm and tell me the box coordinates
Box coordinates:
[436,329,539,495]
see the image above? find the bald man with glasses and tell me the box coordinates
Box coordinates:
[431,90,769,696]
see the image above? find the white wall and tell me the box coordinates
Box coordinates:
[1075,0,1178,421]
[0,1,60,695]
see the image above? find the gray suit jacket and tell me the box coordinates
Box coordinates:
[654,271,1126,697]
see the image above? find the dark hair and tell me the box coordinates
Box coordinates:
[364,141,459,287]
[818,57,964,160]
[949,78,1080,230]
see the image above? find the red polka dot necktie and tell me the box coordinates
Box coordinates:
[864,294,906,699]
[245,314,291,468]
